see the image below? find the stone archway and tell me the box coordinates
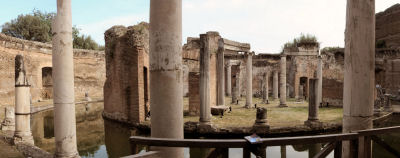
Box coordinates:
[41,67,53,100]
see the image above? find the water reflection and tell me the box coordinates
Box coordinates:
[31,102,400,158]
[31,103,138,158]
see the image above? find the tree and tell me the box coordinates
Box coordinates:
[2,10,54,42]
[2,9,102,50]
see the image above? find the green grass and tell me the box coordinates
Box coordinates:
[184,96,343,128]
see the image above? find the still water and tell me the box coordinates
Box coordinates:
[30,103,399,158]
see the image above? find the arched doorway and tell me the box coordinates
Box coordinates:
[41,67,53,100]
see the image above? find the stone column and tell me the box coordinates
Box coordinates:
[262,73,269,103]
[232,71,240,104]
[217,45,225,106]
[304,79,321,127]
[150,0,184,157]
[199,34,211,125]
[226,62,232,97]
[316,55,323,107]
[342,0,375,157]
[13,55,33,145]
[245,52,253,108]
[273,71,279,100]
[52,0,79,157]
[279,55,287,107]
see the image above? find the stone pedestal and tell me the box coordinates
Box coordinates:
[52,0,79,157]
[304,79,322,127]
[1,107,15,131]
[342,0,375,157]
[245,52,253,108]
[273,71,279,100]
[150,0,184,157]
[279,55,287,107]
[226,63,231,97]
[253,107,269,132]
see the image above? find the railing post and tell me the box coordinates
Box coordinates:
[334,141,342,158]
[358,136,371,158]
[243,147,251,158]
[130,142,138,155]
[221,148,229,158]
[349,139,358,158]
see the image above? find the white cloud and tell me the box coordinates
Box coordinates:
[79,0,399,53]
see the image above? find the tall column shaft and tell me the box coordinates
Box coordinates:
[316,55,323,107]
[307,79,318,120]
[279,55,287,107]
[262,73,269,103]
[273,71,279,99]
[232,72,240,104]
[217,46,225,106]
[14,55,33,145]
[199,34,211,124]
[342,0,375,157]
[150,0,184,157]
[245,52,253,108]
[226,63,232,97]
[52,0,79,157]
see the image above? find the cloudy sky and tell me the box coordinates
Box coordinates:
[0,0,398,53]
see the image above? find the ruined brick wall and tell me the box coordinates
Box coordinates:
[321,50,345,106]
[182,37,201,96]
[376,49,400,94]
[103,23,149,124]
[376,4,400,49]
[0,33,105,106]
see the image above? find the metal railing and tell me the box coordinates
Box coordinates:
[126,126,400,158]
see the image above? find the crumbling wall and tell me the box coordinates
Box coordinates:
[0,33,105,107]
[376,4,400,49]
[103,23,149,124]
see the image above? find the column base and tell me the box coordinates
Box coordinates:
[13,135,34,145]
[252,124,270,133]
[198,122,215,134]
[244,104,252,109]
[54,152,81,158]
[278,103,288,108]
[304,120,322,128]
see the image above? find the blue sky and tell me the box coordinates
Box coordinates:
[0,0,399,53]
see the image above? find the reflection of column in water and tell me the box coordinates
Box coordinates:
[190,148,213,158]
[44,115,54,139]
[280,146,286,158]
[104,119,145,158]
[308,144,321,158]
[31,112,44,145]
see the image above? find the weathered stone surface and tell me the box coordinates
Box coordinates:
[188,72,200,115]
[103,22,150,124]
[0,33,105,106]
[376,4,400,49]
[1,107,15,131]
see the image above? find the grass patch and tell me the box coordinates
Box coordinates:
[184,97,343,128]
